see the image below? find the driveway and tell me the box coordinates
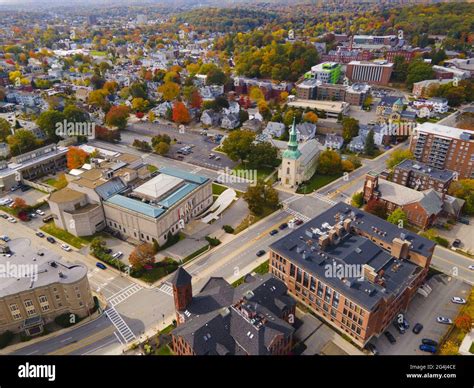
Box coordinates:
[370,275,471,355]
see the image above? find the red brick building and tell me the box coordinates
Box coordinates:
[410,123,474,180]
[269,202,435,348]
[346,61,393,86]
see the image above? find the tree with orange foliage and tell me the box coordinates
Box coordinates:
[12,197,27,210]
[172,101,191,124]
[67,147,89,170]
[190,90,203,109]
[454,314,472,333]
[105,105,130,130]
[129,243,155,270]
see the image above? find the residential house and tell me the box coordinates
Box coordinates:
[264,122,286,139]
[201,110,221,127]
[324,133,344,150]
[220,113,240,130]
[295,122,317,142]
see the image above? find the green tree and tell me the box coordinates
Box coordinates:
[154,142,170,155]
[36,110,66,140]
[221,130,256,163]
[243,180,279,216]
[386,149,414,169]
[0,118,11,142]
[351,192,364,208]
[391,55,408,83]
[247,142,279,169]
[317,149,342,175]
[342,117,359,142]
[448,179,474,215]
[406,59,435,87]
[387,208,408,227]
[364,129,376,156]
[7,129,42,156]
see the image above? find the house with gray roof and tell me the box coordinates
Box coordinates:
[170,269,296,355]
[264,122,286,138]
[295,122,317,142]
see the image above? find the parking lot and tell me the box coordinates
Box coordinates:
[436,219,474,252]
[124,123,236,171]
[370,274,471,355]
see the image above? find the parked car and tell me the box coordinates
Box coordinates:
[458,217,470,225]
[452,239,462,248]
[419,344,436,354]
[0,213,8,219]
[112,251,123,259]
[295,219,304,226]
[393,320,406,334]
[61,244,71,252]
[0,235,10,242]
[35,232,45,238]
[46,236,56,244]
[269,229,279,236]
[412,323,423,334]
[469,265,474,271]
[7,217,16,223]
[422,339,438,347]
[104,248,112,254]
[37,251,44,256]
[365,343,379,355]
[436,316,452,324]
[36,209,45,216]
[279,223,288,230]
[96,262,107,270]
[451,297,466,304]
[256,250,266,257]
[42,215,54,223]
[384,331,396,344]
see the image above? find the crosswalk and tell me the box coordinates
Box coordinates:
[107,284,143,307]
[311,192,337,206]
[158,282,173,296]
[284,208,311,222]
[105,307,136,344]
[281,195,300,206]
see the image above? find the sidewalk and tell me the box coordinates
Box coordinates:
[459,329,473,355]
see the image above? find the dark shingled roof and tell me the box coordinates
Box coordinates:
[269,202,435,311]
[171,273,295,355]
[170,267,192,287]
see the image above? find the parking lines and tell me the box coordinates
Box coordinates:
[158,282,173,296]
[105,307,136,344]
[107,284,143,307]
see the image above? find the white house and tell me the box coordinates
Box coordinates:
[263,122,286,138]
[295,122,317,142]
[324,133,344,150]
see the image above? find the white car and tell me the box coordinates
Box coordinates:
[436,316,453,325]
[468,265,474,271]
[112,251,123,259]
[36,209,45,216]
[7,217,16,223]
[451,297,466,304]
[61,244,71,252]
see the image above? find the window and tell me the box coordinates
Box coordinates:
[289,263,295,277]
[296,268,302,283]
[317,281,324,298]
[324,287,332,303]
[332,291,340,308]
[310,277,316,292]
[303,272,309,288]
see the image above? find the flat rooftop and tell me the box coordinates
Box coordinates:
[0,238,87,298]
[270,203,434,310]
[288,99,349,113]
[395,159,455,182]
[415,122,474,140]
[133,174,184,200]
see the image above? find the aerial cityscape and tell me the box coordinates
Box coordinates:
[0,0,472,385]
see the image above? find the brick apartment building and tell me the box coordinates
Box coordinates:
[392,159,455,193]
[346,61,393,86]
[269,202,435,347]
[410,122,474,179]
[363,172,463,229]
[170,268,296,355]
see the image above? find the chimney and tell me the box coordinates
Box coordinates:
[319,235,330,249]
[343,218,352,233]
[362,264,378,283]
[328,229,338,244]
[335,223,344,237]
[392,237,409,260]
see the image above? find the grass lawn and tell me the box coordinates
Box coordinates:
[232,259,269,287]
[40,222,91,248]
[470,342,474,354]
[296,173,342,194]
[233,207,276,234]
[232,163,275,182]
[212,183,228,196]
[43,178,57,187]
[160,324,176,335]
[135,258,179,284]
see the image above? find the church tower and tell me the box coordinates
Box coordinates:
[170,267,193,325]
[279,119,302,189]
